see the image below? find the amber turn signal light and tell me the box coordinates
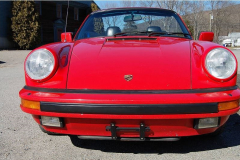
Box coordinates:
[218,100,239,111]
[21,99,40,110]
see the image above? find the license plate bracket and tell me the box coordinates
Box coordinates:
[106,123,150,140]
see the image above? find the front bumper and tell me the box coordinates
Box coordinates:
[19,86,240,138]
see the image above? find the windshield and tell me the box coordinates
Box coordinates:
[75,9,191,40]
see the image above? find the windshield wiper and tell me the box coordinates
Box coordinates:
[114,32,129,37]
[114,31,153,37]
[149,32,191,37]
[136,31,154,34]
[148,32,168,37]
[114,31,191,38]
[167,32,191,36]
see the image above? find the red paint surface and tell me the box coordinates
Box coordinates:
[61,32,73,42]
[20,86,240,137]
[25,42,74,88]
[191,41,237,88]
[31,112,230,137]
[67,37,191,90]
[20,88,240,105]
[198,32,214,42]
[23,105,239,120]
[20,8,240,138]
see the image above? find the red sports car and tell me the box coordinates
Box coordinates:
[19,8,240,144]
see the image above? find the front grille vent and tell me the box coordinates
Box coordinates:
[107,38,157,41]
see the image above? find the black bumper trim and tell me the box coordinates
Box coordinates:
[40,102,218,114]
[24,85,238,94]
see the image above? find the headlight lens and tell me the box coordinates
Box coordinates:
[205,48,236,79]
[25,49,55,80]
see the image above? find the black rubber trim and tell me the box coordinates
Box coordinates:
[40,102,218,114]
[91,8,176,15]
[24,85,238,94]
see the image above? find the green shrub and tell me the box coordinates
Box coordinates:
[91,2,99,12]
[11,1,40,49]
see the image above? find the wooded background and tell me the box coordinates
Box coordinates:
[98,0,240,43]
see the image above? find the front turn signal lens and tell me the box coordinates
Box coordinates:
[21,99,40,110]
[218,100,239,111]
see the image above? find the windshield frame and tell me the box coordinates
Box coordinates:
[74,8,192,40]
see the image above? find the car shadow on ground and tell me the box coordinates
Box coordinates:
[69,113,240,154]
[0,61,6,64]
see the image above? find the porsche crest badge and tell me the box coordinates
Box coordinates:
[124,75,133,81]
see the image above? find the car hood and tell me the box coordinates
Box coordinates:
[67,37,191,90]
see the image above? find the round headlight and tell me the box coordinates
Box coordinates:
[25,49,55,80]
[205,48,236,79]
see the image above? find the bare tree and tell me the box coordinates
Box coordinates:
[101,2,121,27]
[96,0,240,43]
[209,1,234,42]
[121,0,138,7]
[156,0,189,15]
[184,1,205,40]
[138,1,156,27]
[139,0,155,7]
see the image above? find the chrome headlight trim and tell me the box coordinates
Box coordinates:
[205,48,236,80]
[25,49,56,80]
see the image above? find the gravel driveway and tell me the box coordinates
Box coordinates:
[1,49,240,160]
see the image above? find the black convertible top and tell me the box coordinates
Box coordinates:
[91,7,176,15]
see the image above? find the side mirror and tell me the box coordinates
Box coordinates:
[61,32,73,42]
[198,31,214,42]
